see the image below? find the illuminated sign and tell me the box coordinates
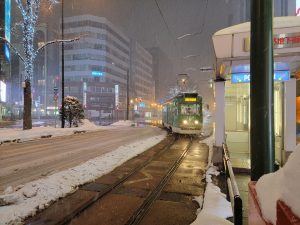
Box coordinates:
[274,71,290,81]
[297,0,300,16]
[5,0,11,62]
[231,71,290,83]
[91,71,104,76]
[184,97,197,102]
[83,82,87,107]
[244,33,300,52]
[139,102,145,108]
[115,84,119,109]
[231,73,250,83]
[273,33,300,48]
[0,81,7,102]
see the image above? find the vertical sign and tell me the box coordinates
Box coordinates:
[0,81,7,102]
[5,0,11,62]
[297,0,300,16]
[83,82,87,108]
[115,84,119,109]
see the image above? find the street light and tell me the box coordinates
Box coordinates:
[61,0,65,128]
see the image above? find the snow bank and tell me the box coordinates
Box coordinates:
[200,136,215,168]
[256,144,300,224]
[0,134,166,225]
[201,108,214,137]
[192,166,233,225]
[110,120,136,127]
[0,119,104,143]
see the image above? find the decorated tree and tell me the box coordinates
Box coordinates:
[0,0,79,130]
[59,96,84,128]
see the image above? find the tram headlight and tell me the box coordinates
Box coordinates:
[183,120,188,125]
[194,120,199,125]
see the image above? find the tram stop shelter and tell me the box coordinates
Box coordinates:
[212,16,300,169]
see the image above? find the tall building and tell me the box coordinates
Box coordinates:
[63,15,155,120]
[0,1,5,80]
[146,47,174,103]
[130,40,154,104]
[240,0,296,22]
[63,15,130,119]
[0,0,11,121]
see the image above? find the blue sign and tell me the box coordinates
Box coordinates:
[139,102,145,108]
[92,71,104,76]
[5,0,11,62]
[231,71,290,83]
[231,73,250,83]
[273,71,290,81]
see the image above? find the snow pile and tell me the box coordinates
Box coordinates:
[202,107,213,137]
[192,165,233,225]
[0,134,166,225]
[79,119,99,129]
[111,120,136,127]
[256,144,300,224]
[0,119,112,143]
[200,136,215,168]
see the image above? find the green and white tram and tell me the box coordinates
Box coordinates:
[162,93,203,134]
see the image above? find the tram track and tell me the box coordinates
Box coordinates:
[125,137,193,225]
[25,135,204,225]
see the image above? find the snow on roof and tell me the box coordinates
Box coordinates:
[213,17,300,36]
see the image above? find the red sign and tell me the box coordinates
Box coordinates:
[274,36,300,45]
[273,33,300,49]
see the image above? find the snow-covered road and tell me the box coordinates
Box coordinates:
[0,126,165,193]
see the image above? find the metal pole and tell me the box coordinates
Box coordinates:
[61,0,65,128]
[126,70,129,120]
[250,0,274,181]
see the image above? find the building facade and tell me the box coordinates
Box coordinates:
[130,41,154,103]
[63,15,130,120]
[63,15,155,121]
[146,47,174,103]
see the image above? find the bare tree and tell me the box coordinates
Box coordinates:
[0,0,79,130]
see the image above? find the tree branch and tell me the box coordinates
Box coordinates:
[15,0,26,17]
[0,22,23,36]
[36,36,81,55]
[0,37,25,62]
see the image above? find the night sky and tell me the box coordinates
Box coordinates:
[47,0,246,106]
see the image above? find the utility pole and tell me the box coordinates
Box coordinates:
[126,70,129,120]
[61,0,65,128]
[250,0,274,181]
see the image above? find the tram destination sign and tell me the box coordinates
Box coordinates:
[184,97,197,102]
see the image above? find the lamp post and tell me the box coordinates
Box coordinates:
[126,70,129,120]
[61,0,65,128]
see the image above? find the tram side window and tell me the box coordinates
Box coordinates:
[181,104,199,115]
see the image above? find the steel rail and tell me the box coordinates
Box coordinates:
[27,136,177,225]
[125,137,193,225]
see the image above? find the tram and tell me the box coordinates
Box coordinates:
[162,92,203,134]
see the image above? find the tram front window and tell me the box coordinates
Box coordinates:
[181,104,199,115]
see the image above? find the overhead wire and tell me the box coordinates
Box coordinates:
[176,0,209,40]
[153,0,180,61]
